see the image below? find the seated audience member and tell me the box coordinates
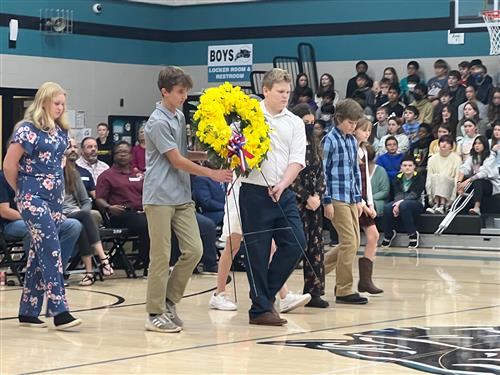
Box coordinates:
[346,60,373,98]
[0,171,82,273]
[432,89,455,125]
[490,121,500,165]
[381,83,405,118]
[316,89,336,127]
[456,101,489,138]
[457,135,500,215]
[96,141,150,267]
[96,122,114,166]
[367,145,390,216]
[132,124,146,172]
[376,136,404,182]
[457,119,480,161]
[400,60,422,97]
[432,104,459,137]
[427,59,449,102]
[369,106,389,148]
[470,64,494,105]
[377,117,409,156]
[402,105,421,142]
[192,174,226,226]
[313,119,327,143]
[487,88,500,127]
[64,142,113,286]
[458,86,488,120]
[425,136,462,214]
[381,156,425,249]
[352,73,375,110]
[171,212,219,274]
[402,74,421,105]
[429,124,457,156]
[409,123,433,174]
[352,90,374,122]
[77,136,110,185]
[373,78,391,108]
[410,83,434,125]
[315,73,339,109]
[290,73,318,110]
[382,67,399,88]
[447,70,467,108]
[458,61,470,87]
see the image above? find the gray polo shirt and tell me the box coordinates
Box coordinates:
[143,102,192,206]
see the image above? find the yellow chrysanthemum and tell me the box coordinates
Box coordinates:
[192,82,270,177]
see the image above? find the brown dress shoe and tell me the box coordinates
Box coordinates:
[270,305,288,324]
[249,312,286,326]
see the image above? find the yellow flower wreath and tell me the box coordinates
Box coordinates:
[193,82,270,177]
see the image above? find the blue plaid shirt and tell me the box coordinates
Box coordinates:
[322,126,362,204]
[402,121,420,141]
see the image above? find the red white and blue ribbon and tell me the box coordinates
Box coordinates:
[227,132,254,173]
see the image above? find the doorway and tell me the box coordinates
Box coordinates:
[0,87,37,166]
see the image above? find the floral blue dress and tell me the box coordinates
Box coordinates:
[14,121,70,317]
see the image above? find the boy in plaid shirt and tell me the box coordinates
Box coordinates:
[322,99,368,305]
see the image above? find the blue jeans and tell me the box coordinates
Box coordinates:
[383,200,423,237]
[3,218,82,271]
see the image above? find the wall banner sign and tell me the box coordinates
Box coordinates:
[208,44,253,83]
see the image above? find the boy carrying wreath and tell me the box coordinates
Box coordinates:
[143,66,232,334]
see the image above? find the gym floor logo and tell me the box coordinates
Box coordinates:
[261,326,500,374]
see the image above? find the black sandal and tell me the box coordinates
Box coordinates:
[79,273,96,286]
[100,256,114,276]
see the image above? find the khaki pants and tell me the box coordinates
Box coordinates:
[324,200,360,297]
[144,203,203,314]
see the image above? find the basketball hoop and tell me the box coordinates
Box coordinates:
[483,10,500,55]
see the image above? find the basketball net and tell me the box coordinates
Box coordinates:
[483,10,500,55]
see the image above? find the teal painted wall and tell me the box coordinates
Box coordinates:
[0,0,491,66]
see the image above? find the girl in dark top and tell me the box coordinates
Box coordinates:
[290,73,317,110]
[432,104,458,136]
[290,103,328,308]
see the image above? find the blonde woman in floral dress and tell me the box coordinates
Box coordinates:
[3,82,82,330]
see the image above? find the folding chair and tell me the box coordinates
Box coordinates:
[0,233,26,286]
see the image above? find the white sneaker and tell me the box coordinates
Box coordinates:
[426,204,438,214]
[279,292,311,313]
[145,313,182,333]
[208,292,237,311]
[435,205,445,215]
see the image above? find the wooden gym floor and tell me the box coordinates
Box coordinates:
[1,247,499,375]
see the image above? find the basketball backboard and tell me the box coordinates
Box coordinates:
[451,0,499,31]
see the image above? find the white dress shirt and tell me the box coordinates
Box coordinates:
[242,101,306,187]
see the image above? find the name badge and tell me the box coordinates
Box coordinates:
[81,176,90,181]
[129,177,141,182]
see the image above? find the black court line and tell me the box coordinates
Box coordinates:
[19,304,500,375]
[2,272,499,322]
[0,285,217,321]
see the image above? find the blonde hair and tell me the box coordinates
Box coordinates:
[262,68,291,90]
[355,118,372,149]
[355,117,372,132]
[19,82,70,132]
